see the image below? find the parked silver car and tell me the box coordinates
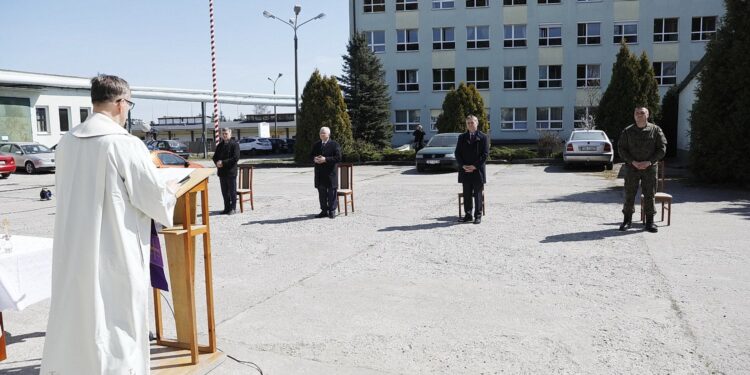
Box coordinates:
[0,142,56,174]
[238,137,273,155]
[415,133,461,172]
[563,130,614,170]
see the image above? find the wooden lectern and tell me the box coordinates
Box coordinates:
[0,313,6,361]
[151,168,223,373]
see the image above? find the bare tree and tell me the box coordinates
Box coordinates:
[254,104,270,114]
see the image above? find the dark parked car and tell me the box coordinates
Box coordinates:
[148,140,190,159]
[267,138,289,153]
[285,138,296,153]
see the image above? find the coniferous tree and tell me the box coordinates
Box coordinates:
[435,82,488,133]
[295,70,355,163]
[595,43,641,141]
[637,52,662,122]
[658,86,679,158]
[690,0,750,185]
[339,33,392,148]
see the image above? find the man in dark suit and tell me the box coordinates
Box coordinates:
[310,126,342,219]
[455,115,489,224]
[212,128,240,214]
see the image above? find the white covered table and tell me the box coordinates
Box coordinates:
[0,235,53,361]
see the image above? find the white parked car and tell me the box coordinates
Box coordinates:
[0,142,55,174]
[563,130,614,170]
[238,137,272,155]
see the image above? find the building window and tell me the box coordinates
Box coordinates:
[504,0,526,5]
[504,25,527,48]
[577,0,601,2]
[467,26,490,49]
[432,0,455,9]
[364,0,385,13]
[396,0,418,11]
[466,0,488,8]
[466,67,490,90]
[80,107,91,123]
[364,31,385,53]
[539,65,562,88]
[397,70,419,92]
[58,108,71,132]
[433,27,455,50]
[395,110,420,132]
[574,106,596,128]
[539,24,562,46]
[536,107,563,130]
[397,29,419,51]
[538,0,561,3]
[577,22,601,45]
[36,107,49,133]
[654,18,679,42]
[576,64,600,87]
[504,66,527,89]
[433,68,455,91]
[691,16,717,41]
[653,62,677,85]
[501,108,528,131]
[614,22,638,44]
[430,109,442,131]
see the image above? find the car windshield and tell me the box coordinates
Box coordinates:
[21,144,52,154]
[571,132,606,141]
[427,135,459,148]
[168,140,185,148]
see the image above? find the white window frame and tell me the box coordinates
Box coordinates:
[539,24,562,46]
[691,16,717,41]
[538,65,562,89]
[536,107,563,130]
[503,0,527,5]
[574,106,597,128]
[432,0,455,9]
[614,22,638,44]
[503,66,527,90]
[653,61,677,86]
[500,108,528,131]
[432,27,455,50]
[432,68,455,91]
[397,69,419,92]
[396,0,419,11]
[576,64,600,88]
[654,18,679,43]
[364,30,385,53]
[577,22,601,45]
[35,106,49,133]
[395,109,421,132]
[397,29,419,51]
[466,67,490,90]
[79,107,91,123]
[467,26,490,49]
[504,24,527,48]
[58,107,71,133]
[538,0,561,4]
[466,0,488,8]
[364,0,385,13]
[430,109,442,131]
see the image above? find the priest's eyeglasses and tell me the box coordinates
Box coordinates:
[118,98,136,110]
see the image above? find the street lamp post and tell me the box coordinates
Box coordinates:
[267,73,283,137]
[263,5,325,122]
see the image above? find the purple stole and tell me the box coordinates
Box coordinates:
[149,220,169,291]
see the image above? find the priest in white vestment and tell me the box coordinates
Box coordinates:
[41,75,178,374]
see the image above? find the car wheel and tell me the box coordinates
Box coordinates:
[25,161,36,174]
[416,164,425,172]
[0,173,9,179]
[250,148,257,156]
[605,162,614,170]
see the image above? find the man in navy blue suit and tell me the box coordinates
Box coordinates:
[455,115,489,224]
[310,127,342,219]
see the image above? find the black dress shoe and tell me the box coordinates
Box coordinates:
[618,214,632,231]
[328,211,336,219]
[315,211,328,218]
[473,215,482,224]
[227,209,237,215]
[459,214,473,223]
[645,217,658,233]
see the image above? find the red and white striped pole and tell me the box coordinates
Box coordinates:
[209,0,220,145]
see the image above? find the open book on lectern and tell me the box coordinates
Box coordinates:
[155,168,215,198]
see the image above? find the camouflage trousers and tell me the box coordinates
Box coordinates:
[622,164,657,216]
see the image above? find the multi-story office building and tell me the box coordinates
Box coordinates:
[349,0,725,145]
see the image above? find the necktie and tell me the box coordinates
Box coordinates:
[470,133,476,142]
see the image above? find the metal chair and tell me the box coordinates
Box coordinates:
[641,160,672,225]
[458,191,485,218]
[337,163,354,215]
[237,164,254,212]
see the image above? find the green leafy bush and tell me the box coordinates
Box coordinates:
[381,148,416,161]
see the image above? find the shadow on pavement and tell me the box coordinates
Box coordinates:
[710,201,750,220]
[242,215,317,225]
[378,216,459,232]
[541,227,639,243]
[538,186,622,204]
[0,363,41,375]
[401,168,455,175]
[7,331,45,345]
[543,164,607,174]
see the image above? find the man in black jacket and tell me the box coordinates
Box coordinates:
[310,127,342,219]
[212,128,240,214]
[455,115,489,224]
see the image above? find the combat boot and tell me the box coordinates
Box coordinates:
[618,214,632,231]
[645,216,658,233]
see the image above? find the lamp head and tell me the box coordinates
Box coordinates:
[278,73,283,78]
[262,10,274,19]
[316,13,326,19]
[294,4,301,15]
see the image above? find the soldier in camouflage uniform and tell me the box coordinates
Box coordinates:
[617,106,667,233]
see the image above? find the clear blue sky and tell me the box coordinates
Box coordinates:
[0,0,349,122]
